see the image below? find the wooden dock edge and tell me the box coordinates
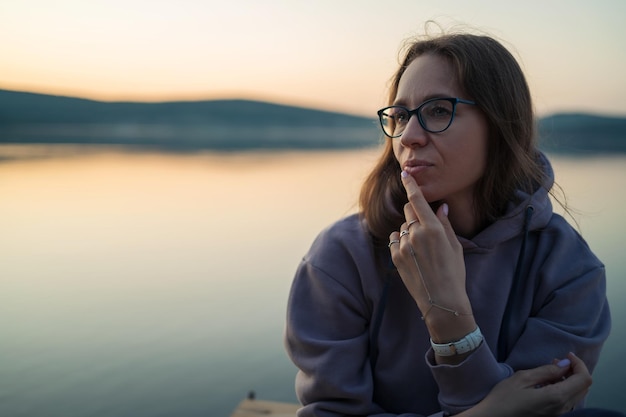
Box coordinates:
[230,398,300,417]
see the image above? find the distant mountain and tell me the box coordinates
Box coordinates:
[1,89,625,152]
[0,89,380,150]
[538,113,626,154]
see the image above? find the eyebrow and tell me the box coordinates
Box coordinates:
[393,93,454,107]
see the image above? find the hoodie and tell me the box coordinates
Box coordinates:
[284,154,610,417]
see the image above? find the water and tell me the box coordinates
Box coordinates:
[0,145,624,416]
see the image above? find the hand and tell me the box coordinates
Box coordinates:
[388,171,474,343]
[467,353,592,417]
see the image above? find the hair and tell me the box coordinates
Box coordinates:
[360,30,547,241]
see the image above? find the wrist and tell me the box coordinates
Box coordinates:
[431,326,483,357]
[425,308,476,344]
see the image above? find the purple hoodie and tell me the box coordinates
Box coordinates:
[284,154,610,416]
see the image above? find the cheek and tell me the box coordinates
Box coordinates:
[463,123,489,175]
[462,146,487,182]
[475,133,489,175]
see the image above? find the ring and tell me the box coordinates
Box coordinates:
[407,219,418,228]
[400,229,410,238]
[388,239,400,248]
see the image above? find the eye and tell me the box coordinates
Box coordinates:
[423,101,453,118]
[389,107,409,123]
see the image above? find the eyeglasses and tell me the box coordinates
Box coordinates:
[377,97,476,138]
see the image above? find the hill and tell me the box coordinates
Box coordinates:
[0,89,380,150]
[538,113,626,154]
[1,89,625,153]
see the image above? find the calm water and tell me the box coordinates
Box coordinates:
[1,145,624,416]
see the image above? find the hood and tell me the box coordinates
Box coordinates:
[460,152,555,251]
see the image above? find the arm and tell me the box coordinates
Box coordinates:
[388,172,511,414]
[285,259,375,416]
[389,173,609,415]
[466,352,592,417]
[502,246,609,383]
[285,255,596,417]
[425,239,609,415]
[285,236,439,417]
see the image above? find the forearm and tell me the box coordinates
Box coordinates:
[428,341,513,415]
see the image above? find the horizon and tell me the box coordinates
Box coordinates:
[3,87,625,121]
[2,1,625,118]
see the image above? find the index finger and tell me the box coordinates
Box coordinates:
[401,170,438,224]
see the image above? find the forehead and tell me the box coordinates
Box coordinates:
[395,54,462,105]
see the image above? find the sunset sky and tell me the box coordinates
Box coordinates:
[1,0,625,117]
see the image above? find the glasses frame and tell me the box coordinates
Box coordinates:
[377,97,476,138]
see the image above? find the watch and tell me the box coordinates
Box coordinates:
[431,327,483,356]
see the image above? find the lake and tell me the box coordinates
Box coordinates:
[1,144,624,416]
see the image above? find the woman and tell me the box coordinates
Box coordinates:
[285,31,615,416]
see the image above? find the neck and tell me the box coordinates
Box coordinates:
[443,200,484,239]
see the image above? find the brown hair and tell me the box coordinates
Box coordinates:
[360,31,545,241]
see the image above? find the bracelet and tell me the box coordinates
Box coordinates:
[407,244,472,321]
[430,327,483,356]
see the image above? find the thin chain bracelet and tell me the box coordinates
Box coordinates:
[408,244,473,321]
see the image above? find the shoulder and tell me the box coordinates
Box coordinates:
[291,214,383,317]
[306,214,372,260]
[301,213,384,290]
[542,214,600,258]
[534,213,605,281]
[316,213,368,240]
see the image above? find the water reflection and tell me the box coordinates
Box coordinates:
[0,145,624,415]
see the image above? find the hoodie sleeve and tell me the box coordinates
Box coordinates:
[428,217,610,415]
[284,229,442,417]
[425,343,513,415]
[506,226,610,376]
[285,259,371,416]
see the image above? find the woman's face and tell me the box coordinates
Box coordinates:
[392,53,489,210]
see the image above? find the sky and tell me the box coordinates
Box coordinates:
[1,0,625,117]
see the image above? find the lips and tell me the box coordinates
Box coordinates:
[403,159,433,176]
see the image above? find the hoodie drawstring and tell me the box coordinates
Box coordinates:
[497,205,535,361]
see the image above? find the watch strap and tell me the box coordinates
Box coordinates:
[431,326,483,356]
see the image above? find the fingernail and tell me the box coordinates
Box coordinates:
[442,203,449,216]
[401,170,409,179]
[556,358,571,368]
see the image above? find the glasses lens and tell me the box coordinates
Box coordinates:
[420,99,454,132]
[380,107,409,137]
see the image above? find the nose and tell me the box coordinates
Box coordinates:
[399,114,429,148]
